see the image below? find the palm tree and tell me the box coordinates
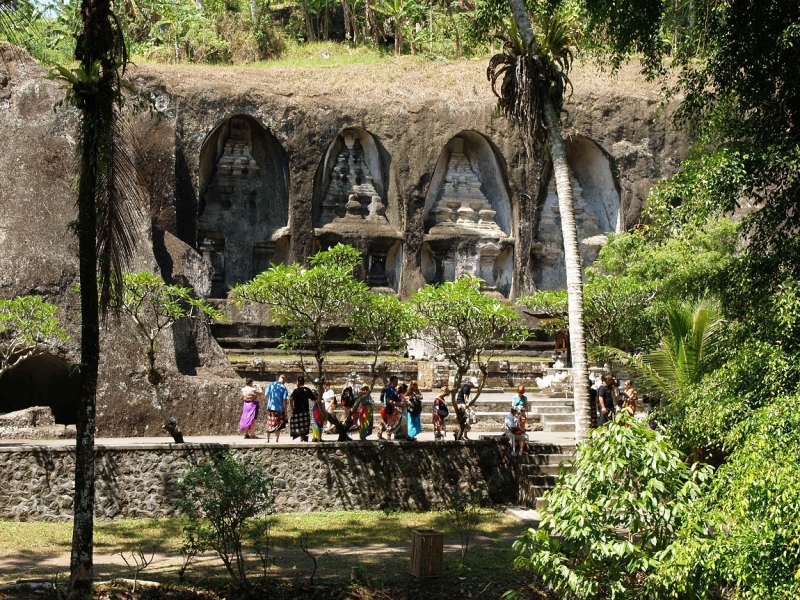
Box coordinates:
[51,1,142,596]
[488,3,590,440]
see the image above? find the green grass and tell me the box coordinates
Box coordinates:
[0,510,521,558]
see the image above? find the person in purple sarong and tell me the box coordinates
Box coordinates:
[239,377,264,439]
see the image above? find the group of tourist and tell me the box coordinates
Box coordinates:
[591,374,638,427]
[239,373,459,442]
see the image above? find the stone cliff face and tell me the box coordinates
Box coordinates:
[0,43,689,435]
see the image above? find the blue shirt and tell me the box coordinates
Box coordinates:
[266,380,288,412]
[382,384,400,406]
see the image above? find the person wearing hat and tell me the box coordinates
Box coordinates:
[504,405,529,457]
[455,376,479,439]
[239,377,264,439]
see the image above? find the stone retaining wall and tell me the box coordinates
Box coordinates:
[0,440,517,521]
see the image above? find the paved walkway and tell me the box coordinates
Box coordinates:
[0,430,575,448]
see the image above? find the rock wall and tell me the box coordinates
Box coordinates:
[0,440,516,521]
[0,43,690,436]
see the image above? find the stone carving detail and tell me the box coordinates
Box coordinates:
[534,171,608,289]
[206,118,260,211]
[198,238,226,298]
[428,138,504,236]
[319,132,386,225]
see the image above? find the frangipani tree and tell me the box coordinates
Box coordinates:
[0,296,70,379]
[231,243,370,440]
[349,291,416,387]
[413,275,527,439]
[114,271,223,442]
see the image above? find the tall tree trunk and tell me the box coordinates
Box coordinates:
[394,19,401,56]
[506,0,591,441]
[250,0,257,21]
[70,0,115,591]
[341,0,352,41]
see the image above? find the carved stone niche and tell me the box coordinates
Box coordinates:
[315,128,389,230]
[533,135,621,291]
[197,115,289,297]
[422,131,514,296]
[368,240,403,292]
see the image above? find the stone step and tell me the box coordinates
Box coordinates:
[535,497,550,510]
[544,422,576,433]
[525,474,557,487]
[539,413,575,423]
[520,463,561,476]
[517,452,575,466]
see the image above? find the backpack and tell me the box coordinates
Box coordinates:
[436,401,449,419]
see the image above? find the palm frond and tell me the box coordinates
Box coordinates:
[486,10,576,155]
[96,114,145,317]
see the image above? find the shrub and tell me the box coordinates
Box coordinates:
[178,452,273,589]
[650,394,800,600]
[512,414,711,599]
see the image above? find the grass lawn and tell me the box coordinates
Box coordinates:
[0,510,549,598]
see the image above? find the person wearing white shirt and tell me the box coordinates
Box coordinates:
[504,406,529,457]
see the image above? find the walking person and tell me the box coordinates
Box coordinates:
[322,379,338,433]
[290,375,313,442]
[357,385,374,440]
[597,374,616,426]
[622,380,638,415]
[378,375,403,440]
[432,386,450,441]
[406,380,423,440]
[456,376,478,440]
[265,374,288,442]
[239,377,264,439]
[394,382,411,441]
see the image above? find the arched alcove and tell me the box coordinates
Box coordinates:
[197,115,290,297]
[314,127,389,228]
[421,131,514,296]
[424,131,513,236]
[533,135,621,290]
[0,353,78,424]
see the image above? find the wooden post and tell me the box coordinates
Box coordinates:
[409,529,444,577]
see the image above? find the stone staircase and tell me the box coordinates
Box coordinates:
[516,443,576,509]
[418,393,576,434]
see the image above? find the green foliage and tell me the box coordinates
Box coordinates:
[486,3,576,151]
[115,271,223,368]
[413,275,527,383]
[650,394,800,600]
[178,452,273,589]
[231,243,368,381]
[514,414,712,599]
[0,295,69,377]
[447,484,485,562]
[349,291,416,384]
[517,289,567,335]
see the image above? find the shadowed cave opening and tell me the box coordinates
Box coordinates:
[0,353,79,425]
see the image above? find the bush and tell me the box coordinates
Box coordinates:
[512,415,711,599]
[178,452,273,589]
[650,394,800,600]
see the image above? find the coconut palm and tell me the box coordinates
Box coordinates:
[488,3,590,440]
[48,1,143,595]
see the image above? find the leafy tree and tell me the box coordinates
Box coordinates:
[650,394,800,600]
[412,275,527,439]
[113,271,223,442]
[0,296,70,379]
[349,291,416,387]
[513,414,712,599]
[178,452,273,590]
[231,243,369,439]
[488,0,591,441]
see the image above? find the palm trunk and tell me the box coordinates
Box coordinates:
[70,0,116,592]
[506,0,591,441]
